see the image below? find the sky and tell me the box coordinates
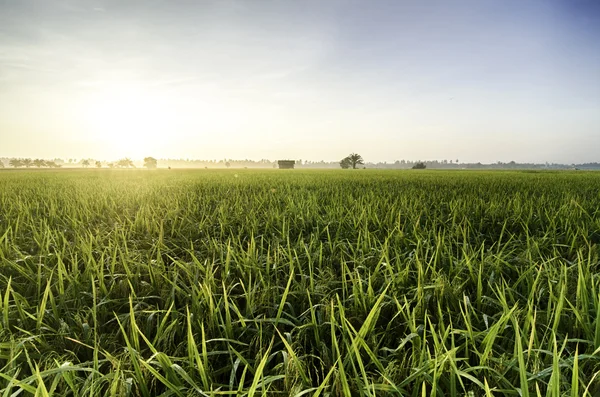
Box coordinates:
[0,0,599,164]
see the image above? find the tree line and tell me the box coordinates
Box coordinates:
[1,156,598,170]
[3,159,62,168]
[0,157,158,169]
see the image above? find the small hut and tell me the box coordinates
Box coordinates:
[277,160,295,169]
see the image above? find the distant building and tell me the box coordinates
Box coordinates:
[278,160,295,169]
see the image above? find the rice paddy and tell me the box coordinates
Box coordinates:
[0,169,599,396]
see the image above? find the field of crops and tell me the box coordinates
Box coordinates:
[0,169,599,396]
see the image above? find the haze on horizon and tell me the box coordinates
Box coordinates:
[0,0,599,164]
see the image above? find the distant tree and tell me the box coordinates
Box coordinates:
[340,157,351,169]
[117,158,134,168]
[143,157,158,169]
[22,158,32,168]
[341,153,364,169]
[95,161,102,168]
[33,159,46,168]
[9,159,23,168]
[412,162,427,169]
[0,161,4,168]
[46,161,59,168]
[81,159,90,168]
[225,161,231,168]
[107,163,116,168]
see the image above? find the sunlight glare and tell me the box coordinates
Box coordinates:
[82,85,173,159]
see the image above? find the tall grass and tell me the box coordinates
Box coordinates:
[0,169,599,395]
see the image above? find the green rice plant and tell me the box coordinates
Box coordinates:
[0,169,598,395]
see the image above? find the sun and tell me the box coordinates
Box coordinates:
[82,85,172,159]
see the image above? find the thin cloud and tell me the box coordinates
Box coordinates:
[0,0,598,163]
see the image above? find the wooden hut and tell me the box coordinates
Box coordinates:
[277,160,295,169]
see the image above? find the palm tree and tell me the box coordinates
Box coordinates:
[22,158,32,168]
[33,159,46,168]
[9,159,23,168]
[341,153,364,169]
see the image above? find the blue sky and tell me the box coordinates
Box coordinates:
[0,0,598,163]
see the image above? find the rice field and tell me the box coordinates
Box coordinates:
[0,169,599,396]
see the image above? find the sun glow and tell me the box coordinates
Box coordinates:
[82,85,174,159]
